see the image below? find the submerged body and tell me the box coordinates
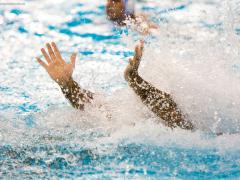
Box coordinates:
[36,42,194,131]
[106,0,135,25]
[106,0,158,34]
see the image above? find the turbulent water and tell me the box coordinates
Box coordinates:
[0,0,240,179]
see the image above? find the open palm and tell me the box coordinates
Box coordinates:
[36,42,77,85]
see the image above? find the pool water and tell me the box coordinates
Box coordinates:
[0,0,240,179]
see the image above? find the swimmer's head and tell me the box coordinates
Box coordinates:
[106,0,125,21]
[108,0,122,3]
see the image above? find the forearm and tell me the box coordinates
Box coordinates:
[126,71,194,130]
[59,78,94,110]
[127,70,170,108]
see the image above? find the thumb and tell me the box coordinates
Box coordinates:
[70,53,77,68]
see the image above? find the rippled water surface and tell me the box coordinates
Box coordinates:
[0,0,240,179]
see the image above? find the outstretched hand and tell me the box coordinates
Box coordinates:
[124,40,144,81]
[129,40,144,71]
[36,42,77,85]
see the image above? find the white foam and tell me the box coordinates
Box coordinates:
[0,0,240,154]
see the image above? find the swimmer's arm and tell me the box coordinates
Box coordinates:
[59,78,93,110]
[126,71,193,129]
[36,42,93,110]
[124,41,194,130]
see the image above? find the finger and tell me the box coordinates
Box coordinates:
[134,45,141,60]
[51,42,63,62]
[46,43,56,62]
[36,57,48,70]
[138,41,144,54]
[135,41,144,60]
[70,53,77,68]
[139,40,144,49]
[137,46,142,58]
[134,45,139,55]
[41,48,51,64]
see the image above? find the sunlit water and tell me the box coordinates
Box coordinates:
[0,0,240,179]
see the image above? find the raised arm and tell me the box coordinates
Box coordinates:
[124,41,194,130]
[36,42,93,110]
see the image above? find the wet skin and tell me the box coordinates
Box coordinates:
[106,0,130,25]
[106,0,158,34]
[36,42,194,130]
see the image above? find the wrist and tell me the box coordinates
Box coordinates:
[124,65,138,82]
[57,77,74,87]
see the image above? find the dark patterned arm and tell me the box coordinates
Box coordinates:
[59,78,94,110]
[126,71,194,130]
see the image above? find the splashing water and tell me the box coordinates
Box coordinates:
[0,0,240,179]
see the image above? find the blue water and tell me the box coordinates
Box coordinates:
[0,0,240,179]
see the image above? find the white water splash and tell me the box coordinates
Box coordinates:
[0,0,240,155]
